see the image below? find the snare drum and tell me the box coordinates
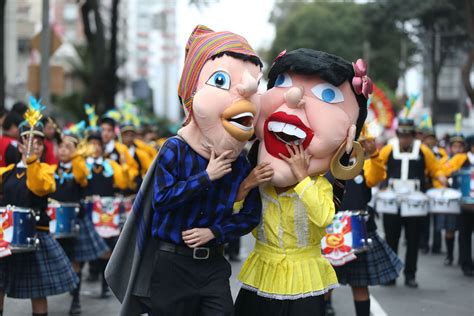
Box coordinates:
[400,192,429,217]
[0,206,39,253]
[47,202,80,238]
[322,211,371,266]
[89,196,122,238]
[375,190,398,214]
[426,188,462,214]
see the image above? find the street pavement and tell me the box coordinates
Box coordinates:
[4,219,474,315]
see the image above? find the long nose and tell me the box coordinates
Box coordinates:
[237,70,258,98]
[284,86,305,108]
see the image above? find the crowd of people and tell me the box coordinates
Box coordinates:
[0,101,162,316]
[0,23,473,316]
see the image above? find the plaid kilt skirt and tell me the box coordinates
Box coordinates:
[435,214,459,231]
[73,217,110,262]
[5,232,79,298]
[334,232,403,287]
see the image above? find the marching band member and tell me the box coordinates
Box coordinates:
[120,123,153,192]
[459,135,474,276]
[434,134,468,266]
[100,116,138,172]
[51,125,109,314]
[84,131,130,298]
[325,127,403,316]
[378,118,446,288]
[0,120,78,316]
[420,125,448,254]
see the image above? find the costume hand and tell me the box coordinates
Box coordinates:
[236,162,274,201]
[182,228,215,248]
[278,143,311,182]
[206,150,233,181]
[361,138,377,156]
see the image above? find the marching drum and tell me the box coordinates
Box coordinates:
[322,211,371,266]
[426,188,462,214]
[87,196,122,238]
[375,190,398,214]
[400,192,429,217]
[47,202,80,238]
[0,206,39,254]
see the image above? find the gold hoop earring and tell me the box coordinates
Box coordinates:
[330,141,365,180]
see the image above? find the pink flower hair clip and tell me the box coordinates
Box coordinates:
[352,59,373,99]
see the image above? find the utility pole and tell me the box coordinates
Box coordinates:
[39,0,50,104]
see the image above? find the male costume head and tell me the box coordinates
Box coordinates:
[256,49,370,187]
[177,25,263,160]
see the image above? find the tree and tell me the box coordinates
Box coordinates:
[267,1,416,91]
[382,0,470,120]
[460,0,474,104]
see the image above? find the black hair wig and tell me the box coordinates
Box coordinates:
[211,51,263,68]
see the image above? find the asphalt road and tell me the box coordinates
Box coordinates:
[4,220,474,315]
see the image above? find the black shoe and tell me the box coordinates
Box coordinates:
[462,267,474,277]
[444,257,453,266]
[382,279,396,286]
[420,246,429,254]
[69,299,81,315]
[405,278,418,288]
[325,303,335,316]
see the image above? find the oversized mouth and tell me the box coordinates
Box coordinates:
[264,111,314,158]
[221,100,256,142]
[227,112,254,132]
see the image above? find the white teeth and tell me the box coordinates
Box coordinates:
[229,121,253,131]
[230,112,254,120]
[268,121,285,133]
[268,121,307,140]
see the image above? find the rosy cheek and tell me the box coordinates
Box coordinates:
[256,89,286,139]
[307,105,352,157]
[193,86,232,120]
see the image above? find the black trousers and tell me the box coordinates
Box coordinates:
[383,214,423,278]
[234,288,326,316]
[431,214,442,252]
[419,214,430,249]
[150,250,233,316]
[459,210,474,269]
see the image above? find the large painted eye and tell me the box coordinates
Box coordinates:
[206,71,231,90]
[311,83,344,104]
[274,73,292,88]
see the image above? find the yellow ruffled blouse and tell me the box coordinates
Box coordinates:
[238,176,339,299]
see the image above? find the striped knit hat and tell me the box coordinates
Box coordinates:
[178,25,258,126]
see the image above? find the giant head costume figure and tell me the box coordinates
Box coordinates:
[177,25,263,160]
[256,49,371,187]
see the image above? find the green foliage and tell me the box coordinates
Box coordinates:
[267,1,417,91]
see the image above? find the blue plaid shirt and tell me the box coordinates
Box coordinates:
[152,137,261,246]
